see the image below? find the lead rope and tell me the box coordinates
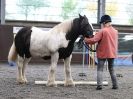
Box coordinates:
[77,37,96,77]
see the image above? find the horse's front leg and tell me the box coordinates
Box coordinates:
[47,52,59,87]
[64,54,75,86]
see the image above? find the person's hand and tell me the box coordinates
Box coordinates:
[84,37,88,43]
[89,35,94,38]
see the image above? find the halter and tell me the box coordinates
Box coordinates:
[77,36,96,52]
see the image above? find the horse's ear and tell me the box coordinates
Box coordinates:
[83,15,88,21]
[79,14,83,19]
[84,15,87,19]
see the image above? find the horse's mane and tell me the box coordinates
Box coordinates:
[50,19,73,34]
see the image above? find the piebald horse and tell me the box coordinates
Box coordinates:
[8,14,93,87]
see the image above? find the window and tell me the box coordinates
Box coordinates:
[106,0,133,25]
[5,0,98,23]
[118,33,133,53]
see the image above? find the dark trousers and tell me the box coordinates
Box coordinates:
[97,58,118,87]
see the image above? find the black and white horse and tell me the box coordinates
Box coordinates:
[8,14,93,87]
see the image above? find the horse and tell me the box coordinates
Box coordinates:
[8,14,94,87]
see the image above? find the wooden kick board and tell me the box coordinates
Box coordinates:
[35,81,108,86]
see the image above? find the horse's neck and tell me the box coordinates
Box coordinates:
[66,18,80,42]
[66,30,79,42]
[49,19,80,42]
[50,19,72,33]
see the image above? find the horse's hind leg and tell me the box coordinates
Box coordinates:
[22,58,31,83]
[17,55,25,84]
[64,55,75,86]
[47,52,59,87]
[17,56,31,84]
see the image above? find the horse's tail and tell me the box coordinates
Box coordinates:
[8,42,17,66]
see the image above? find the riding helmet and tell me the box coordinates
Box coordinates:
[100,15,112,24]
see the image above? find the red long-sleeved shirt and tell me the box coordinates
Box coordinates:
[85,26,118,58]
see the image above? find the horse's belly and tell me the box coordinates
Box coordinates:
[30,46,50,57]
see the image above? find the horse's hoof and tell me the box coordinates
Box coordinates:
[18,81,27,84]
[23,78,28,83]
[64,80,75,87]
[46,81,57,87]
[17,78,27,84]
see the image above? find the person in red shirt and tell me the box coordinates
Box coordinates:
[84,15,118,90]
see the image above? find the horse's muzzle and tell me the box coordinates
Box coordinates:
[84,31,93,38]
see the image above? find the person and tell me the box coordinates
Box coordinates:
[84,15,118,90]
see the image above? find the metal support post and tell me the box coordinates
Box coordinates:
[0,0,5,24]
[97,0,106,23]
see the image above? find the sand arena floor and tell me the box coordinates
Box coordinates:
[0,63,133,99]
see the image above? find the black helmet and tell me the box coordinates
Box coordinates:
[100,15,112,24]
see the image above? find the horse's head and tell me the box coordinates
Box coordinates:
[79,14,94,38]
